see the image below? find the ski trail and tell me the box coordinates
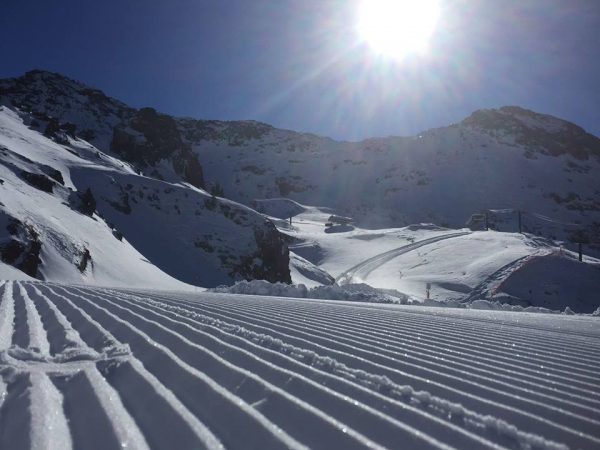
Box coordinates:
[99,287,573,450]
[2,281,598,449]
[177,292,600,411]
[190,289,600,377]
[135,289,598,448]
[94,287,593,449]
[83,287,479,450]
[336,231,471,284]
[157,291,600,396]
[197,290,600,398]
[48,285,310,450]
[191,289,600,372]
[39,284,223,449]
[62,286,381,450]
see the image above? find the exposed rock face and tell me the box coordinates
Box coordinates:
[247,220,292,284]
[67,168,291,287]
[463,106,600,161]
[0,71,206,189]
[0,216,42,277]
[111,107,205,188]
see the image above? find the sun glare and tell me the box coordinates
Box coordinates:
[358,0,441,59]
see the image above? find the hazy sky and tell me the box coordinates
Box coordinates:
[1,0,598,140]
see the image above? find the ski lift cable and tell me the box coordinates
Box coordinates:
[485,208,583,228]
[524,211,582,228]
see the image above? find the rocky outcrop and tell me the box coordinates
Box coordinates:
[0,71,206,189]
[463,106,600,160]
[0,216,42,277]
[227,220,291,284]
[111,107,204,188]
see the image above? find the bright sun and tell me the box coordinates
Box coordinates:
[358,0,441,59]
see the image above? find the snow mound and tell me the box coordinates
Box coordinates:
[209,280,409,303]
[495,253,600,313]
[289,252,335,288]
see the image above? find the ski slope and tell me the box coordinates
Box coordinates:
[336,231,471,285]
[1,280,599,449]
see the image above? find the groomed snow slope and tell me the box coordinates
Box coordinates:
[1,281,599,449]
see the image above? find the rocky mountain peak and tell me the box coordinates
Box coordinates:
[462,106,600,160]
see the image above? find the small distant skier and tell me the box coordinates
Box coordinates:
[289,215,292,225]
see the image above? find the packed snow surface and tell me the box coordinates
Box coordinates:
[273,202,600,312]
[1,280,599,449]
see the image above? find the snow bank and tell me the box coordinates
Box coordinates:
[210,279,592,316]
[209,280,409,303]
[467,299,555,314]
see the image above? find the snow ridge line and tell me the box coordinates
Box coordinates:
[464,250,551,302]
[29,372,73,450]
[17,283,50,355]
[107,288,570,450]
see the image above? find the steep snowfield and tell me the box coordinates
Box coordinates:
[0,281,599,449]
[0,106,290,287]
[0,108,188,289]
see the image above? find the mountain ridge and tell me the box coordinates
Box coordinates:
[2,69,599,142]
[1,69,599,287]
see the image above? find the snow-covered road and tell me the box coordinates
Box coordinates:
[0,280,599,449]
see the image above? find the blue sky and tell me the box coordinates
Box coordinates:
[1,0,598,140]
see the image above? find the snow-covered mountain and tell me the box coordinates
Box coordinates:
[2,70,598,252]
[1,72,600,450]
[1,69,599,288]
[0,106,290,287]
